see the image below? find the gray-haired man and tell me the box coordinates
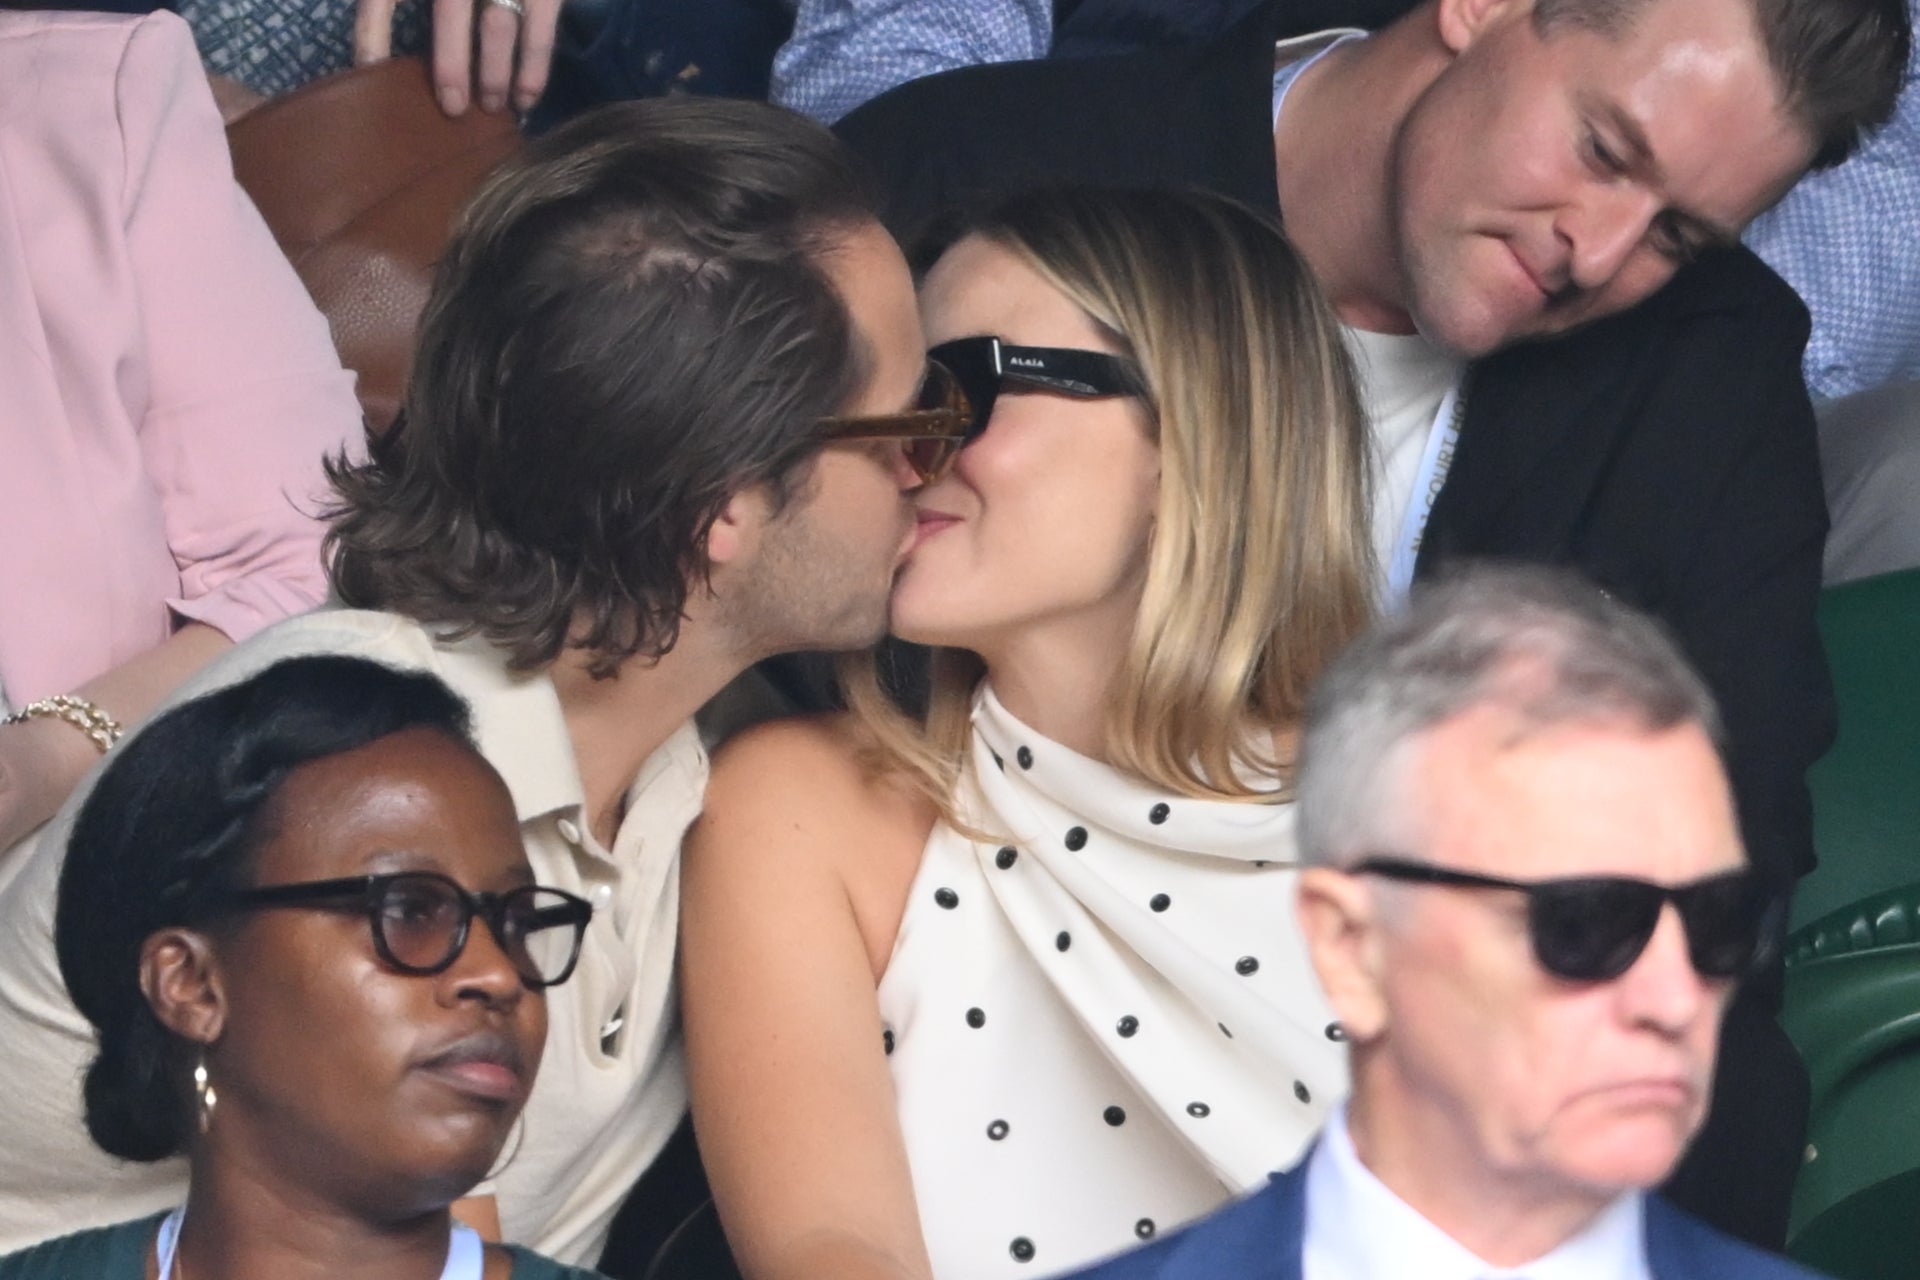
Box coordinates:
[1066,565,1810,1278]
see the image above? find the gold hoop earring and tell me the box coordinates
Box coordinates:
[193,1052,218,1133]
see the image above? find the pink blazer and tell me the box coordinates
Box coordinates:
[0,11,362,706]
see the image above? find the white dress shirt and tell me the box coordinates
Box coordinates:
[1302,1107,1653,1280]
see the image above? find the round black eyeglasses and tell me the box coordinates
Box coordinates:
[223,872,593,989]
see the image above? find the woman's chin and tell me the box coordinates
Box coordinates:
[890,582,1017,652]
[386,1116,518,1197]
[887,586,958,647]
[888,616,951,648]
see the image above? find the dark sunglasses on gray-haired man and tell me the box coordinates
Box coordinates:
[1352,857,1780,984]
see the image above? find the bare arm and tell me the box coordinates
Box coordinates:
[0,622,230,852]
[681,717,934,1280]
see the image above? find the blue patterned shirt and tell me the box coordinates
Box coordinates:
[771,0,1051,124]
[1745,2,1920,401]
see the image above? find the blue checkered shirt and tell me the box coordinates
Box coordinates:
[1746,5,1920,401]
[771,0,1052,125]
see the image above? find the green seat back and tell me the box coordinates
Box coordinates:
[1791,568,1920,930]
[1782,568,1920,1277]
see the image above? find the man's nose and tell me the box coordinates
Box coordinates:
[887,439,925,491]
[1560,185,1662,292]
[1616,904,1715,1035]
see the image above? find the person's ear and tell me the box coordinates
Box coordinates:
[1297,867,1392,1043]
[1434,0,1533,55]
[705,486,774,570]
[139,929,228,1047]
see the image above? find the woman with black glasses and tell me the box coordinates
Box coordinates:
[682,186,1376,1280]
[0,656,600,1280]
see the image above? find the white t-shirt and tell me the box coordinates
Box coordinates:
[1344,326,1462,594]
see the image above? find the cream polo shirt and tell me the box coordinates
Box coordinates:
[0,609,708,1267]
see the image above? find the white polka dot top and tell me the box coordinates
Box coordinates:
[877,687,1347,1278]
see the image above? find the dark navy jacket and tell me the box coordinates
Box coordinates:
[1059,1158,1833,1280]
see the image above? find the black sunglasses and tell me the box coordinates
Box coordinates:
[224,871,594,990]
[815,337,1144,485]
[1351,857,1780,984]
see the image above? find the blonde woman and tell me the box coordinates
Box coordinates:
[682,186,1374,1280]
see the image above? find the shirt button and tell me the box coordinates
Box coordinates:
[557,817,583,845]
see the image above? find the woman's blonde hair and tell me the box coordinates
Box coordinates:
[845,185,1374,821]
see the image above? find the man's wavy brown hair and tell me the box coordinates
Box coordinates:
[326,98,876,676]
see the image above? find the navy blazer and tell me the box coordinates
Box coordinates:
[1059,1159,1833,1280]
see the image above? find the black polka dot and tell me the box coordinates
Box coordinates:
[966,1007,986,1029]
[995,846,1018,870]
[1253,860,1271,869]
[1149,893,1171,912]
[1116,1015,1139,1038]
[1187,1101,1211,1118]
[1064,827,1088,851]
[935,887,959,909]
[1016,746,1034,770]
[1325,1021,1347,1042]
[1294,1080,1312,1104]
[1103,1106,1127,1127]
[1235,956,1260,976]
[1218,1022,1234,1039]
[1055,931,1072,952]
[1148,802,1170,825]
[1135,1219,1156,1240]
[1010,1238,1036,1263]
[882,1028,895,1055]
[987,1119,1010,1141]
[992,751,1006,771]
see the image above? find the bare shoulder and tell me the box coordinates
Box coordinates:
[700,713,932,854]
[705,711,873,796]
[690,713,936,978]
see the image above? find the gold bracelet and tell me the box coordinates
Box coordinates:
[1,695,124,753]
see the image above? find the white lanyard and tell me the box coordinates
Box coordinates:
[155,1206,486,1279]
[1384,378,1469,608]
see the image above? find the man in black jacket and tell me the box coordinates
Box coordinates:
[837,0,1909,1250]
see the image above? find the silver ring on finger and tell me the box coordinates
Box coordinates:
[484,0,526,18]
